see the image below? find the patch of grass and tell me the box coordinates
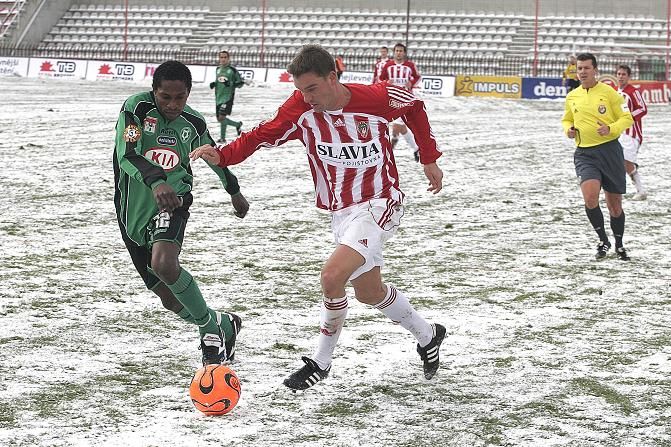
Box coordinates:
[0,402,17,428]
[494,356,515,368]
[570,377,634,415]
[476,416,505,445]
[272,342,299,352]
[317,399,377,417]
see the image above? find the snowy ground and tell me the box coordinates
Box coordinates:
[1,76,670,447]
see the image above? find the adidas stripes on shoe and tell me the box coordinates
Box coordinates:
[283,356,331,391]
[416,323,446,380]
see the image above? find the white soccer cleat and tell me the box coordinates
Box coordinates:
[631,192,647,201]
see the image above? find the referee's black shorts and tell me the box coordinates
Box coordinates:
[574,139,626,194]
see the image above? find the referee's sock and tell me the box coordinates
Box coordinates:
[610,211,625,248]
[585,206,609,243]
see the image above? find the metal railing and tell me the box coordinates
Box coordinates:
[1,45,667,80]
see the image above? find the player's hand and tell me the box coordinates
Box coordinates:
[230,192,249,219]
[567,127,576,139]
[596,121,610,136]
[152,183,181,213]
[190,145,222,165]
[423,162,443,194]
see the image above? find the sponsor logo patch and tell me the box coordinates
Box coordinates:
[123,124,141,143]
[333,118,345,127]
[157,136,177,146]
[315,139,383,169]
[144,147,180,171]
[598,104,606,114]
[389,99,413,108]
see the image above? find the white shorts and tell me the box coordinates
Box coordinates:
[619,133,641,164]
[331,198,404,281]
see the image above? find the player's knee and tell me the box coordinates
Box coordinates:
[320,268,346,298]
[151,255,180,285]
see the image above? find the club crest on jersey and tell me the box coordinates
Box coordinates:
[123,124,141,143]
[143,117,157,133]
[315,139,383,169]
[598,104,606,114]
[356,121,370,139]
[144,147,180,171]
[180,127,191,142]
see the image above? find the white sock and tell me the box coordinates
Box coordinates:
[402,128,418,151]
[630,168,645,194]
[375,285,433,346]
[312,296,348,370]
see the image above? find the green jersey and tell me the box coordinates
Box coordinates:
[211,64,244,104]
[114,91,239,246]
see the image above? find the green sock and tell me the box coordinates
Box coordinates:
[224,117,241,129]
[176,307,195,324]
[220,122,226,140]
[177,304,234,341]
[166,268,219,336]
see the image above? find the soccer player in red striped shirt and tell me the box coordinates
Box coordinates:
[615,65,648,200]
[191,44,446,390]
[379,43,422,161]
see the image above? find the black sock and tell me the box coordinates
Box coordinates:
[610,211,625,248]
[585,206,609,243]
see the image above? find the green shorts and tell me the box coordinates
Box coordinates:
[117,194,192,289]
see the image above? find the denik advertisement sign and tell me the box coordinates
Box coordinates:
[0,57,29,77]
[522,77,568,99]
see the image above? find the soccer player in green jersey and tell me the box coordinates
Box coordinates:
[210,50,244,143]
[113,60,248,365]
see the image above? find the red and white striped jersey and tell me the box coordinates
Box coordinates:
[379,60,420,91]
[372,57,390,84]
[617,83,647,143]
[217,82,441,211]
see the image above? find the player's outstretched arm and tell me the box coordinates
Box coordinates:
[190,144,222,165]
[423,162,443,194]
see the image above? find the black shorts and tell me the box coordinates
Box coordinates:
[574,140,626,194]
[216,100,234,117]
[118,193,193,290]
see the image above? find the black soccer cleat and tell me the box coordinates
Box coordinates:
[216,311,243,362]
[236,122,243,136]
[417,323,446,380]
[413,150,420,162]
[283,356,331,391]
[595,241,611,260]
[616,246,631,261]
[224,312,242,362]
[200,331,224,366]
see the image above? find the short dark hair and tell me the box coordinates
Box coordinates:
[219,50,229,57]
[381,46,388,51]
[617,64,631,76]
[287,44,335,78]
[576,53,597,69]
[152,60,192,92]
[394,43,407,53]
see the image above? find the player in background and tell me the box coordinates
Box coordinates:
[114,61,248,366]
[191,45,446,391]
[562,55,580,92]
[379,43,421,162]
[615,64,648,200]
[562,53,634,261]
[372,46,390,84]
[210,50,244,143]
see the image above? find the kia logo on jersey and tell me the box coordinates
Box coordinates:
[315,140,383,169]
[144,147,180,171]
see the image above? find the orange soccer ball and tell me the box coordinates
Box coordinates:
[189,364,241,415]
